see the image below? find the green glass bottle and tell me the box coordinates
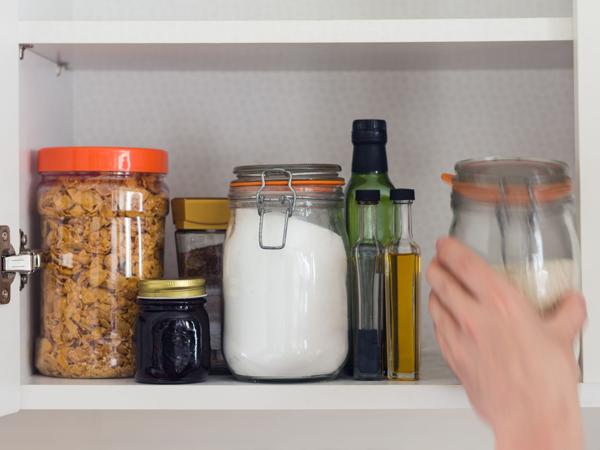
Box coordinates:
[346,119,395,246]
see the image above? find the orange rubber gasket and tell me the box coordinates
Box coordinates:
[230,180,345,187]
[442,173,572,204]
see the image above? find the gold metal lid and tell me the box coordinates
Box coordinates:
[171,198,229,230]
[138,278,206,299]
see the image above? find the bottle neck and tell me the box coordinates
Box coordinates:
[351,144,389,174]
[358,203,378,241]
[394,201,413,241]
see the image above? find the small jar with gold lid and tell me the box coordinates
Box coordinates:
[135,278,210,384]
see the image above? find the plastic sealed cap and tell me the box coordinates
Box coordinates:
[38,147,168,174]
[356,189,381,204]
[171,198,229,230]
[352,119,387,145]
[391,188,415,202]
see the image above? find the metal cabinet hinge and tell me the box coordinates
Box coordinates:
[0,226,41,305]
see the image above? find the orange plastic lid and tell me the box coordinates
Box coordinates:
[38,147,168,174]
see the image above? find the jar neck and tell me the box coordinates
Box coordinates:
[138,298,206,311]
[358,203,378,241]
[393,201,413,241]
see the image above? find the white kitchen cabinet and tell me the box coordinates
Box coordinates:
[1,0,600,419]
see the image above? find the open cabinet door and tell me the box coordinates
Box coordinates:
[0,0,21,417]
[577,0,600,383]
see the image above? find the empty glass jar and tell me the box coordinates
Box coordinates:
[444,158,580,313]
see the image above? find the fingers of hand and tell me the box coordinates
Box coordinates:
[427,257,478,327]
[546,292,587,344]
[429,293,462,354]
[435,237,492,299]
[435,236,525,309]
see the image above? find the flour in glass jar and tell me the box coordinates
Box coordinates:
[223,208,349,379]
[496,258,578,313]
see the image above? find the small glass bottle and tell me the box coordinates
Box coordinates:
[385,189,420,381]
[352,189,385,380]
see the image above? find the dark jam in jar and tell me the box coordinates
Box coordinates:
[135,279,210,384]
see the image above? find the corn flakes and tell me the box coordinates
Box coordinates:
[36,173,168,378]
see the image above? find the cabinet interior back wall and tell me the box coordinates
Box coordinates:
[18,45,574,379]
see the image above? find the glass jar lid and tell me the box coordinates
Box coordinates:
[138,278,206,299]
[443,157,572,204]
[454,158,569,185]
[38,147,168,174]
[232,164,344,185]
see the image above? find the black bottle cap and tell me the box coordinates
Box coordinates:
[352,119,387,145]
[356,189,381,204]
[351,119,389,173]
[391,188,415,202]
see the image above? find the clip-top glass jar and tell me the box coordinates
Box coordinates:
[36,147,169,378]
[444,158,580,313]
[223,164,349,381]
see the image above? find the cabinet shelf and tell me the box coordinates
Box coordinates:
[21,375,467,411]
[18,18,572,45]
[19,376,600,411]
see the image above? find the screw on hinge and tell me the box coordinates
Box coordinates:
[1,231,8,241]
[1,289,8,301]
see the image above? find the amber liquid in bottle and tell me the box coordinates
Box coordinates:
[385,190,420,381]
[386,252,420,380]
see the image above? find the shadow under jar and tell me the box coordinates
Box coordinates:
[35,146,169,378]
[135,279,210,384]
[444,158,580,314]
[223,164,350,382]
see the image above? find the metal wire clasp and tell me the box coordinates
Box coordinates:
[256,169,297,250]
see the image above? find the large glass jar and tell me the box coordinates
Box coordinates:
[172,198,229,374]
[35,146,169,378]
[223,164,349,381]
[445,158,580,313]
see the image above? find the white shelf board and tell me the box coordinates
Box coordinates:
[20,377,600,411]
[20,352,467,411]
[21,376,468,411]
[18,18,573,45]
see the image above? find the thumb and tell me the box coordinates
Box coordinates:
[545,292,587,343]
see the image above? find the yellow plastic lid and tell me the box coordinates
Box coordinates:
[171,198,230,230]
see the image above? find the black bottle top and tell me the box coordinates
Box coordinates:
[391,188,415,202]
[356,189,381,204]
[351,119,389,174]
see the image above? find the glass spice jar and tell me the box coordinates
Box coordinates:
[35,147,169,378]
[172,198,229,374]
[135,278,210,384]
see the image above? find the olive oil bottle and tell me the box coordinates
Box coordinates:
[385,189,420,380]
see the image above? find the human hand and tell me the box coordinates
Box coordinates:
[427,237,586,450]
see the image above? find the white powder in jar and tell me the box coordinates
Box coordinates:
[496,259,579,313]
[223,208,349,379]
